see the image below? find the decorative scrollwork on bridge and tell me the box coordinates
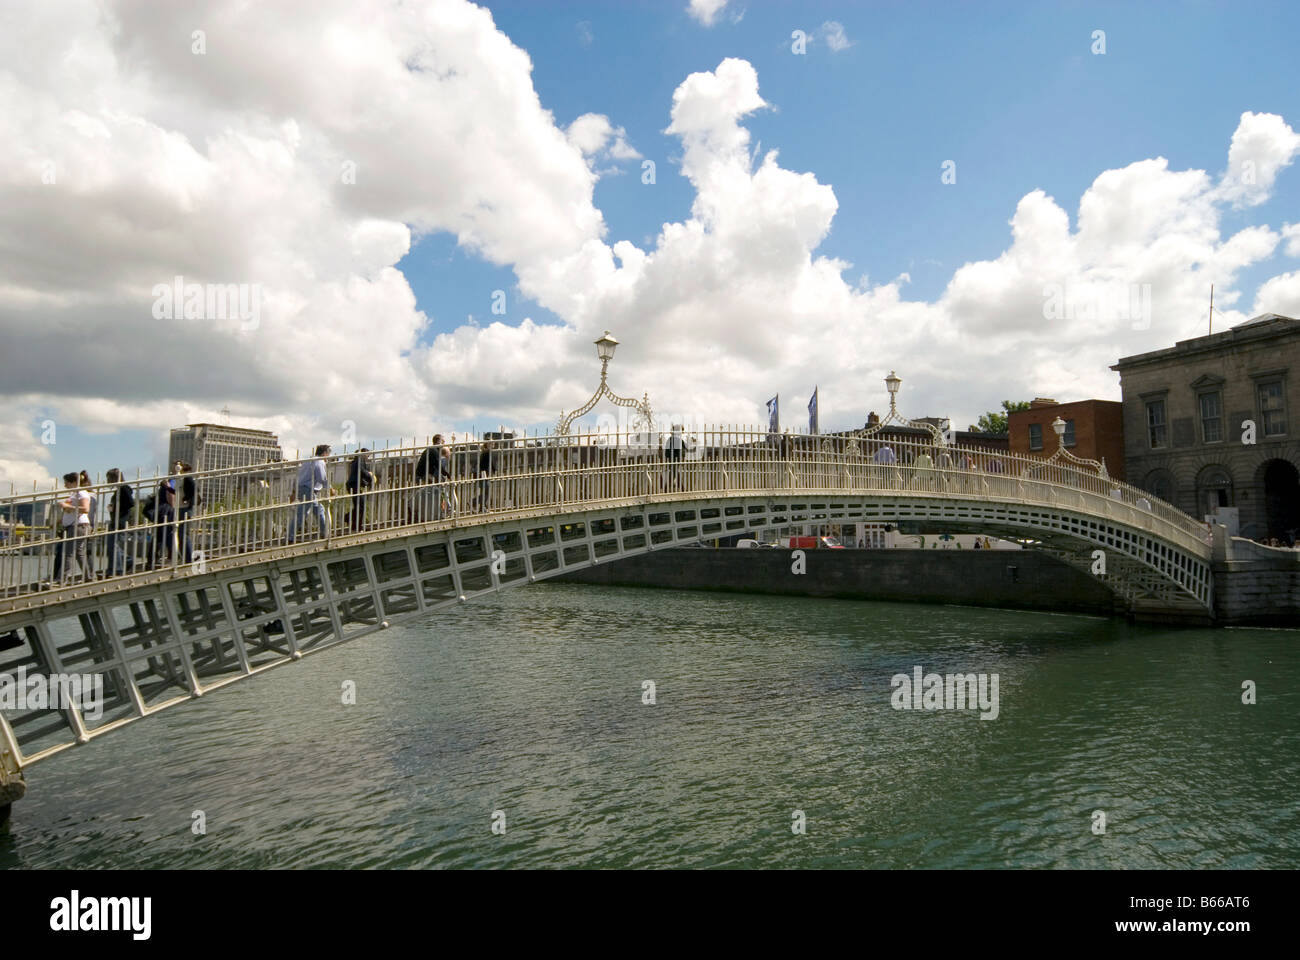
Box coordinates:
[556,331,655,436]
[850,370,947,445]
[1043,416,1108,478]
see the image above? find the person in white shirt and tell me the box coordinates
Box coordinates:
[56,471,92,583]
[289,444,331,543]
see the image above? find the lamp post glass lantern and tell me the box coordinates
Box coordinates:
[595,331,618,367]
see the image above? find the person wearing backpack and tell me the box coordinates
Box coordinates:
[438,442,453,518]
[346,448,376,530]
[105,468,135,576]
[149,474,177,568]
[413,441,440,523]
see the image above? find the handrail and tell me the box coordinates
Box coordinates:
[0,427,1212,611]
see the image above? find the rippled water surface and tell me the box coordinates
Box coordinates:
[3,584,1298,868]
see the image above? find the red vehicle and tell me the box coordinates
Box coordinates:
[781,535,844,549]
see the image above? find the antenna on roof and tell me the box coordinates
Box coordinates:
[1208,284,1214,336]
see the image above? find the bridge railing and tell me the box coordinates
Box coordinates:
[0,427,1211,608]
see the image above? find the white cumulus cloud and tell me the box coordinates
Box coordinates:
[1,4,1298,492]
[567,113,641,163]
[1216,111,1300,208]
[687,0,729,28]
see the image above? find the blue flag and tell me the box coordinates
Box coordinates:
[766,395,779,435]
[808,387,819,435]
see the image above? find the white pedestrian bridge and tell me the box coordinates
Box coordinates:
[0,428,1213,810]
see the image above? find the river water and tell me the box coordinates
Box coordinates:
[2,584,1297,869]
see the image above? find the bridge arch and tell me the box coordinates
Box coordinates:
[0,429,1215,790]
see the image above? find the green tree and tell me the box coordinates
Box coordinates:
[970,400,1031,434]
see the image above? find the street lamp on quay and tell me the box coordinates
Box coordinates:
[555,330,655,437]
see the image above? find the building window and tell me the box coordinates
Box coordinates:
[1199,391,1222,443]
[1028,423,1042,451]
[1258,381,1287,437]
[1063,419,1076,448]
[1146,399,1167,448]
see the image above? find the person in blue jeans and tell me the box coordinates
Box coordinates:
[288,444,331,543]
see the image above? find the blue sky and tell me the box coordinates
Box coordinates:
[402,0,1300,343]
[5,0,1300,488]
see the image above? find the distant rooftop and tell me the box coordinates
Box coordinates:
[1231,312,1298,330]
[173,423,279,437]
[1019,397,1119,410]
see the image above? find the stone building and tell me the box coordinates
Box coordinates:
[1111,313,1300,542]
[1007,398,1126,480]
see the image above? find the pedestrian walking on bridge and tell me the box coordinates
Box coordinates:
[289,444,331,543]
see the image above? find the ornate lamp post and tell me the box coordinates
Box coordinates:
[555,331,654,436]
[852,371,945,444]
[884,370,901,404]
[1045,415,1108,477]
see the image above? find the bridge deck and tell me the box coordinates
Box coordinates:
[1,430,1211,616]
[0,430,1215,779]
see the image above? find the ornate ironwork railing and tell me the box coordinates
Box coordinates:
[0,426,1211,613]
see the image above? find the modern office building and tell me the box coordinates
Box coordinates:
[1007,398,1126,480]
[167,423,283,505]
[1111,313,1300,541]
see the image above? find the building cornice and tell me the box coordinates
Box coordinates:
[1111,316,1300,372]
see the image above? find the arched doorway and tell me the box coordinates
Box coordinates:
[1263,459,1300,544]
[1195,465,1233,516]
[1142,468,1175,504]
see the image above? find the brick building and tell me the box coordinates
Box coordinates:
[1007,398,1126,480]
[1111,313,1300,542]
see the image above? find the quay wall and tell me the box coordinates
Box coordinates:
[1214,538,1300,626]
[556,548,1124,617]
